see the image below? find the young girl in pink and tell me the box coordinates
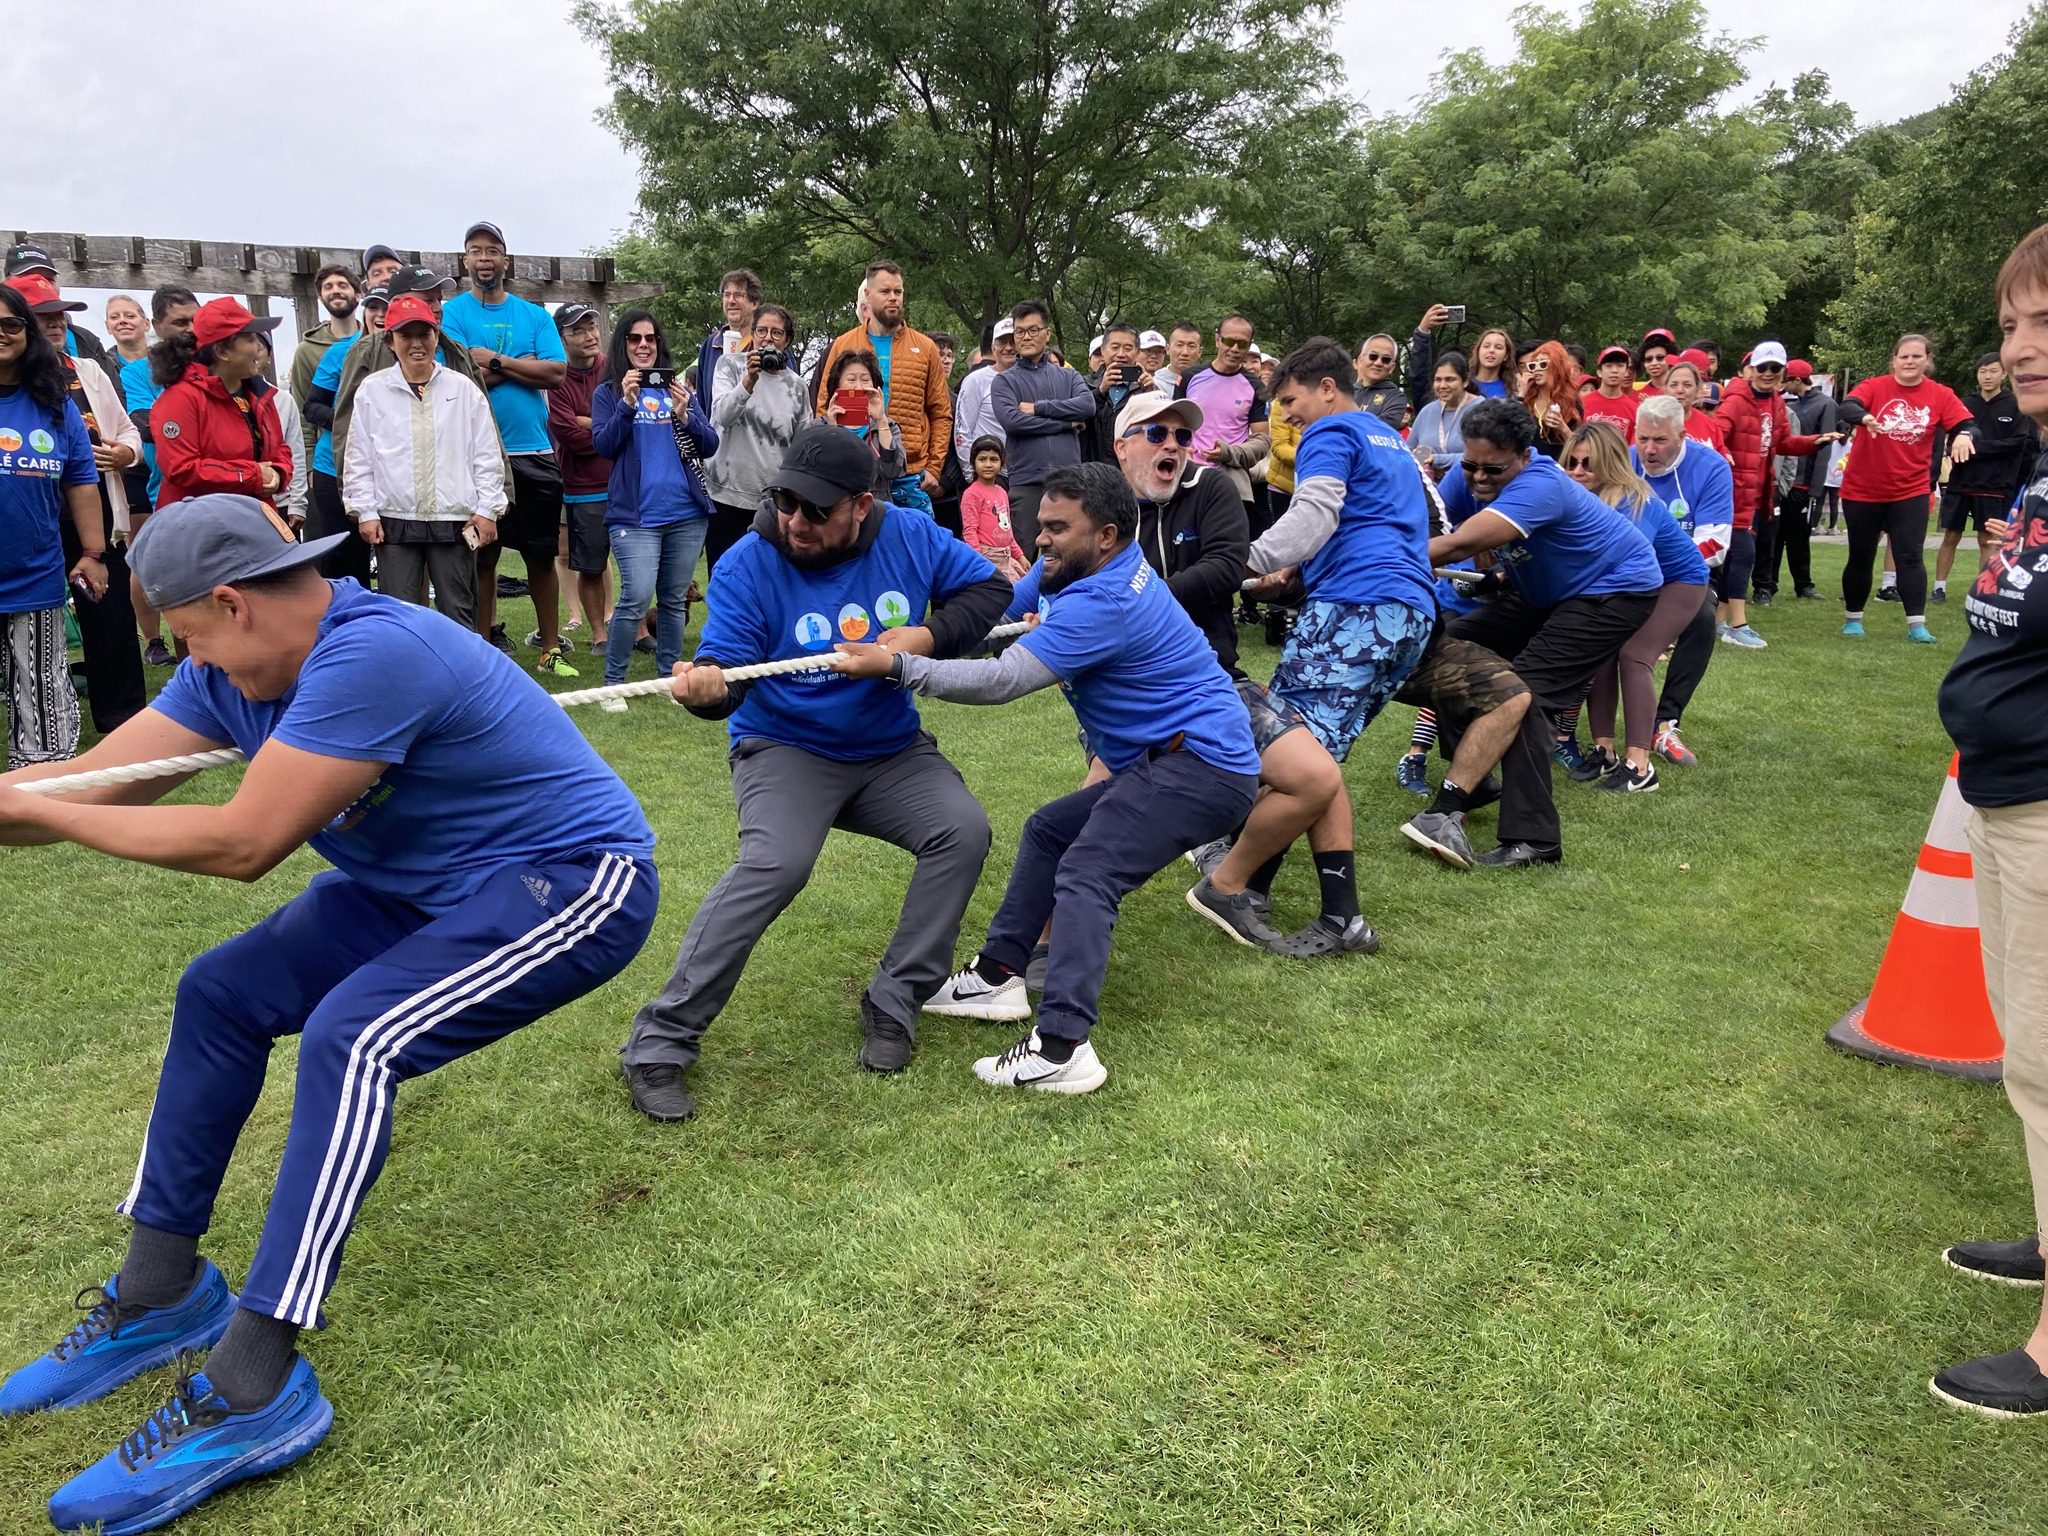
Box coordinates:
[959,435,1027,579]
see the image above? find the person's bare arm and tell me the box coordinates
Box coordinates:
[0,709,229,840]
[1430,510,1523,565]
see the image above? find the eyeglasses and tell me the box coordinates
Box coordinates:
[1459,460,1515,480]
[0,316,25,337]
[769,488,838,525]
[1013,323,1048,338]
[1122,423,1195,446]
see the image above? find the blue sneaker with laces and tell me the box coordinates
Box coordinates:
[0,1263,235,1416]
[47,1354,333,1535]
[1908,624,1937,644]
[1552,735,1590,777]
[1395,751,1430,797]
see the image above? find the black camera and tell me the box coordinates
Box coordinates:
[755,345,788,373]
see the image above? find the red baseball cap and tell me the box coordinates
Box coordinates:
[1597,344,1633,366]
[1641,327,1678,351]
[1786,359,1814,380]
[5,274,84,314]
[1675,347,1713,372]
[383,295,439,331]
[191,297,282,350]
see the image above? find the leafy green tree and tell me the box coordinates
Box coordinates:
[1821,5,2048,379]
[576,0,1339,351]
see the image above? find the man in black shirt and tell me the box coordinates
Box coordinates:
[1935,353,2039,602]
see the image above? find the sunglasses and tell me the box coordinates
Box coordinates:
[1753,363,1784,374]
[1123,423,1194,446]
[769,488,837,525]
[1217,336,1252,350]
[1564,456,1596,471]
[626,331,658,344]
[0,316,25,337]
[1524,358,1551,373]
[1460,460,1514,480]
[1364,352,1395,365]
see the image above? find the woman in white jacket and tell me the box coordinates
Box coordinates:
[341,296,504,629]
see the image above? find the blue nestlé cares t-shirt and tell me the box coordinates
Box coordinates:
[0,392,97,612]
[151,580,653,913]
[1016,540,1259,776]
[1440,453,1662,607]
[438,291,565,454]
[1290,409,1437,612]
[1619,491,1710,586]
[699,505,996,761]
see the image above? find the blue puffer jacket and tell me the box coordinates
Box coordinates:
[591,379,719,528]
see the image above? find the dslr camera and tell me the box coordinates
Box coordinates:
[754,343,789,373]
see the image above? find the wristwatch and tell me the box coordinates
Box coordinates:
[488,356,505,376]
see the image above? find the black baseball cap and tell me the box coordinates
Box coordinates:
[556,303,600,330]
[361,282,391,309]
[464,221,506,249]
[386,264,455,297]
[4,242,57,279]
[767,424,879,508]
[361,243,400,271]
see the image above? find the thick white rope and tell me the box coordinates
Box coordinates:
[550,619,1036,709]
[16,748,249,798]
[12,621,1040,797]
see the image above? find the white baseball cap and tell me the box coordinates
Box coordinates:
[1090,333,1105,354]
[1139,330,1167,350]
[1750,340,1788,368]
[1114,390,1205,439]
[993,317,1015,340]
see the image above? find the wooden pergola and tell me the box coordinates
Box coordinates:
[7,229,661,335]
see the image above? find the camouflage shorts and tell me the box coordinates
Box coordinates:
[1233,677,1308,756]
[1393,631,1529,721]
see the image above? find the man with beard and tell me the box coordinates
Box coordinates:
[811,260,952,514]
[438,222,572,674]
[288,266,360,466]
[621,425,1012,1122]
[846,462,1259,1096]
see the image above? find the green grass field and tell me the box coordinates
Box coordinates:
[1,539,2037,1534]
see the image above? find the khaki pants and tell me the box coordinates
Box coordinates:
[1969,801,2048,1232]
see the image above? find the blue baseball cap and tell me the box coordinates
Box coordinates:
[130,495,344,611]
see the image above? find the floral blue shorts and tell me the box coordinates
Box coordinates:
[1270,599,1433,761]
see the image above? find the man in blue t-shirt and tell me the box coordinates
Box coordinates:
[1227,338,1436,955]
[1423,398,1662,866]
[839,462,1259,1096]
[437,222,571,669]
[0,495,657,1532]
[621,424,1012,1120]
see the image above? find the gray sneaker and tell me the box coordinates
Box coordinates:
[1024,940,1051,994]
[1400,810,1475,870]
[1184,877,1284,948]
[1185,836,1232,880]
[1268,913,1380,958]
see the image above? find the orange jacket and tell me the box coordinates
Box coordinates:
[812,324,954,478]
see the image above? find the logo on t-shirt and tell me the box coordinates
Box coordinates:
[26,429,52,454]
[1869,399,1933,444]
[838,603,871,640]
[876,590,911,628]
[0,429,19,452]
[793,612,831,649]
[1667,497,1688,522]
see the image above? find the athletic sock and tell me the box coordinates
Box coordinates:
[1879,577,1897,592]
[1934,580,1947,593]
[971,952,1018,984]
[1431,779,1472,815]
[1035,1032,1077,1063]
[1907,614,1926,626]
[1845,609,1864,621]
[1314,850,1360,921]
[1246,851,1288,898]
[118,1224,202,1312]
[203,1308,300,1411]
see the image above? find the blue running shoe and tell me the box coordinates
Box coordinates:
[1,1263,235,1416]
[1841,619,1865,638]
[1395,751,1430,797]
[1908,624,1937,644]
[1552,735,1590,777]
[48,1354,333,1535]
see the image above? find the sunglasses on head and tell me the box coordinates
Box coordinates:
[769,488,837,525]
[1123,423,1194,446]
[1460,459,1514,480]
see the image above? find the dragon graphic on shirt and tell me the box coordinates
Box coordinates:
[1969,475,2048,623]
[1866,399,1934,444]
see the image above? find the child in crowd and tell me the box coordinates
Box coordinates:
[959,435,1027,579]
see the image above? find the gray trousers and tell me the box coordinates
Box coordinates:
[376,538,480,631]
[623,732,992,1071]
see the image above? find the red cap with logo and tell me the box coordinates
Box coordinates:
[5,274,84,314]
[1786,359,1814,380]
[191,297,282,350]
[382,295,438,331]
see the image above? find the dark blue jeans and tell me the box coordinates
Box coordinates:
[983,751,1258,1043]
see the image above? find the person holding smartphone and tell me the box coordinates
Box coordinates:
[821,349,903,493]
[1083,322,1153,462]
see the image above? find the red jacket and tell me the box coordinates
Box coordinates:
[152,364,292,509]
[1710,377,1822,530]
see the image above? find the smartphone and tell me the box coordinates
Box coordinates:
[1445,304,1467,324]
[462,523,481,551]
[834,388,870,429]
[642,367,670,391]
[1113,362,1136,387]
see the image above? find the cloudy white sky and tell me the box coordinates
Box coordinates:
[1,0,2031,328]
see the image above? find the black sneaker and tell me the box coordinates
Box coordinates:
[1877,586,1902,603]
[1795,586,1823,601]
[623,1061,695,1121]
[1267,913,1379,958]
[1464,773,1502,811]
[1932,586,1949,604]
[1238,602,1264,627]
[144,638,174,668]
[1752,588,1774,607]
[1572,745,1619,784]
[1930,1349,2048,1419]
[1593,760,1659,794]
[633,635,657,655]
[495,575,529,598]
[1945,1236,2046,1288]
[487,623,514,655]
[857,991,914,1074]
[1476,840,1563,868]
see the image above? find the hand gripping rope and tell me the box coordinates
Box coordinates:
[13,622,1038,798]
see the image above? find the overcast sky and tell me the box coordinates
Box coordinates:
[3,0,2031,330]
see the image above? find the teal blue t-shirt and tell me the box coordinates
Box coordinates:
[438,291,565,455]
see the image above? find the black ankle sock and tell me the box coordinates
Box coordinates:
[1246,851,1288,898]
[972,952,1017,984]
[1431,779,1472,815]
[118,1224,202,1312]
[204,1308,300,1411]
[1035,1032,1077,1063]
[1314,850,1360,921]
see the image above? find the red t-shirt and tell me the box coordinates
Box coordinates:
[1580,390,1638,442]
[1684,410,1726,456]
[1841,375,1973,503]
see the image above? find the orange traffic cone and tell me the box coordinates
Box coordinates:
[1825,754,2002,1083]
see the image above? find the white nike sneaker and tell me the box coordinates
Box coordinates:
[923,958,1031,1021]
[973,1030,1108,1094]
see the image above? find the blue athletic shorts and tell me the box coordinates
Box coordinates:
[1270,599,1433,761]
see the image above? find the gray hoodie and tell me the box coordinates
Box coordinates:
[707,352,812,508]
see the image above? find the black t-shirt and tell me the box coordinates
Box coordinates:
[1940,467,2048,806]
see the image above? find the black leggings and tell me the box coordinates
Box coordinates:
[1843,496,1930,614]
